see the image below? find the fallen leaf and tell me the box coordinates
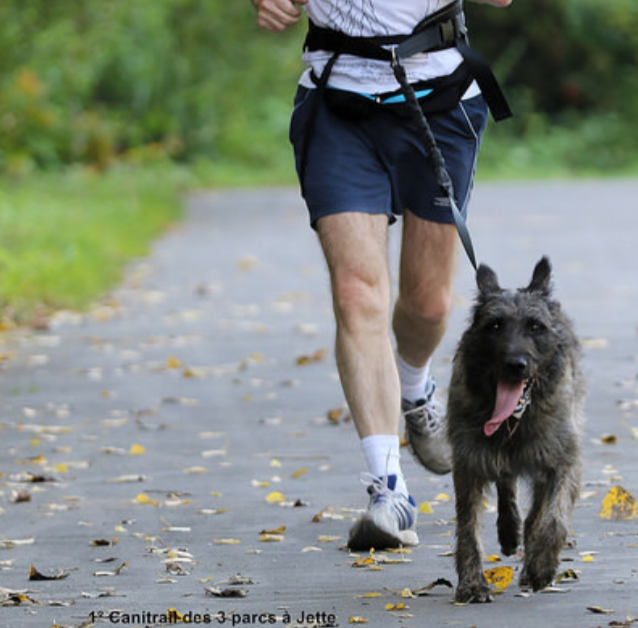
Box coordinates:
[205,586,247,598]
[385,602,407,611]
[93,561,128,577]
[260,526,286,535]
[213,538,241,545]
[134,493,160,506]
[291,467,308,479]
[9,490,31,503]
[599,485,637,520]
[90,538,118,547]
[483,566,514,590]
[28,564,70,581]
[600,434,617,445]
[419,501,433,515]
[587,605,615,614]
[317,535,342,543]
[224,574,255,586]
[0,538,35,549]
[555,569,580,583]
[407,578,454,596]
[296,348,327,365]
[265,491,286,504]
[129,444,146,456]
[349,617,369,624]
[259,534,284,543]
[355,592,382,599]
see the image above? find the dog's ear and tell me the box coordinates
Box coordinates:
[526,256,553,295]
[476,264,501,296]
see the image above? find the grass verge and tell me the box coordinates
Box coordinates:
[0,164,193,325]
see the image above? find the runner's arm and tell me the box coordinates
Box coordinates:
[250,0,308,33]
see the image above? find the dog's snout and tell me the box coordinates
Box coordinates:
[505,356,528,378]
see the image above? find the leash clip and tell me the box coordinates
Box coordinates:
[390,45,400,68]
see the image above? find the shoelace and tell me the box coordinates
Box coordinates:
[404,398,445,435]
[359,472,394,502]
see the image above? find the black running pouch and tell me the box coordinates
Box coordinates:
[316,62,473,121]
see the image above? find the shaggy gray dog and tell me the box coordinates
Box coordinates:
[447,257,584,603]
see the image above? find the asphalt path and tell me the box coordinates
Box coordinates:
[1,180,638,627]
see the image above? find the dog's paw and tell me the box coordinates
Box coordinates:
[522,562,556,592]
[499,537,520,557]
[455,581,492,604]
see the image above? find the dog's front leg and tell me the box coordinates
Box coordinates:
[453,465,491,603]
[522,464,581,591]
[497,475,521,556]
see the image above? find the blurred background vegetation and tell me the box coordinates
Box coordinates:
[1,0,637,322]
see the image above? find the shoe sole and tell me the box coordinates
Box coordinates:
[348,517,419,552]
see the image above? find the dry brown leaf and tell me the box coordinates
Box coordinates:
[28,564,70,581]
[90,537,118,547]
[296,348,327,365]
[204,586,247,598]
[93,561,128,577]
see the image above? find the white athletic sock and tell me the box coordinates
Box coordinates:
[397,354,432,403]
[360,435,408,496]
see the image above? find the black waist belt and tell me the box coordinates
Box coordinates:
[303,0,511,122]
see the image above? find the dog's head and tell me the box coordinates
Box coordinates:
[467,257,567,435]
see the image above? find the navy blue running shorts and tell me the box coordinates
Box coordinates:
[289,86,489,228]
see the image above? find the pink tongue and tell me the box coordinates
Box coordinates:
[484,380,526,437]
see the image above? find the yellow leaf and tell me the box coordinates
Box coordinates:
[385,602,407,611]
[419,501,433,514]
[270,459,282,468]
[582,554,595,563]
[349,617,369,624]
[356,592,382,599]
[54,463,69,473]
[129,444,146,456]
[483,566,514,590]
[318,535,342,543]
[265,491,286,504]
[210,491,223,497]
[134,493,159,507]
[435,493,451,502]
[260,526,286,535]
[167,608,185,622]
[296,348,327,365]
[291,467,308,479]
[486,554,502,563]
[599,485,637,521]
[213,538,241,545]
[260,534,284,543]
[252,479,270,488]
[166,356,182,369]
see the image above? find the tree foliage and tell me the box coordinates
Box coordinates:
[0,0,635,174]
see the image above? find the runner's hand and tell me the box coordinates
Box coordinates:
[252,0,308,33]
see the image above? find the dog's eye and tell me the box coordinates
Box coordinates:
[488,318,502,332]
[528,319,546,333]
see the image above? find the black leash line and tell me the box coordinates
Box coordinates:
[391,48,478,271]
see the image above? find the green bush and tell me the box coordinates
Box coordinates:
[0,1,636,176]
[0,0,304,174]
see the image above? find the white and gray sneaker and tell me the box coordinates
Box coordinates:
[403,387,452,475]
[348,474,419,551]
